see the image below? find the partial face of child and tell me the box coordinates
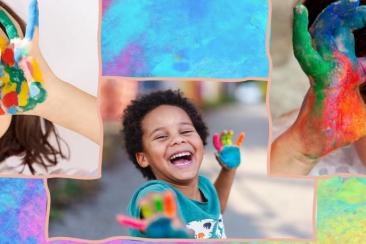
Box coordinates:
[136,105,204,184]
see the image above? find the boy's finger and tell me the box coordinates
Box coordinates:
[213,133,223,151]
[164,191,176,218]
[25,0,39,41]
[227,130,234,145]
[220,131,228,145]
[140,199,154,219]
[116,214,147,231]
[153,194,164,213]
[236,132,246,146]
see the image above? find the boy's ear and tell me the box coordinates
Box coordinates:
[135,152,149,168]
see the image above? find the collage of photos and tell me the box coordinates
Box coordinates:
[0,0,365,243]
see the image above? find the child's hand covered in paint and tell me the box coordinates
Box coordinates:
[292,0,366,157]
[213,130,245,170]
[0,0,46,115]
[116,191,193,239]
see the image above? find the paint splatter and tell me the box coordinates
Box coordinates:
[0,177,365,243]
[101,0,269,78]
[316,177,366,243]
[0,0,46,115]
[292,2,366,156]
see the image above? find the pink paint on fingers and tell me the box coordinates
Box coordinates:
[116,214,147,231]
[213,133,223,151]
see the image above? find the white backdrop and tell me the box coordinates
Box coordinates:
[4,0,100,176]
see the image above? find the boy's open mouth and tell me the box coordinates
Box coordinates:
[169,151,193,167]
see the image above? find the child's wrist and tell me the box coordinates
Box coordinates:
[271,127,319,175]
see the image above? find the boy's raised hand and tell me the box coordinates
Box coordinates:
[117,191,193,238]
[292,0,366,157]
[0,0,46,115]
[213,130,245,169]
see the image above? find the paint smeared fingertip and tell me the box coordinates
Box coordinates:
[294,3,307,15]
[236,132,246,146]
[25,0,39,41]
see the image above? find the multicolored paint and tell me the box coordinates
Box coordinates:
[213,130,245,169]
[316,177,366,243]
[0,177,365,242]
[116,191,190,238]
[0,178,47,243]
[292,1,366,156]
[101,0,269,78]
[0,0,46,115]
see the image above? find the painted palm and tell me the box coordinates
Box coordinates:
[0,0,46,115]
[293,0,366,156]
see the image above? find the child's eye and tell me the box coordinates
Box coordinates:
[154,135,167,140]
[181,130,194,135]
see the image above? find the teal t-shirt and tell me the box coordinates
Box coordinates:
[127,175,226,239]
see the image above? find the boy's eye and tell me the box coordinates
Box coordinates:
[154,135,167,140]
[181,130,194,134]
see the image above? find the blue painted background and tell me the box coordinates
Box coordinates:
[102,0,269,78]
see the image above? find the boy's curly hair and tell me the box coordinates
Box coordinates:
[122,89,209,180]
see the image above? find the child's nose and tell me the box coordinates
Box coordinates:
[170,134,186,145]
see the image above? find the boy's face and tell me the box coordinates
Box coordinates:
[137,105,204,184]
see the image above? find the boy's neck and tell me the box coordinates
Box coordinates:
[166,177,203,202]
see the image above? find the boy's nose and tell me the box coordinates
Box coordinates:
[171,134,187,145]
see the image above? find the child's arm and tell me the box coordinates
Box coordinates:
[25,1,101,144]
[214,167,237,213]
[0,116,11,137]
[271,2,366,175]
[0,0,100,144]
[212,131,245,213]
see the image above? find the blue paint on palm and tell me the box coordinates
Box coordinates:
[146,216,193,238]
[218,146,241,169]
[101,0,269,78]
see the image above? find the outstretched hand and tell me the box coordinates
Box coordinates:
[117,191,193,239]
[0,0,46,115]
[292,0,366,157]
[213,130,245,169]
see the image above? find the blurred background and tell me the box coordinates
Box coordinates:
[270,0,308,119]
[48,78,314,240]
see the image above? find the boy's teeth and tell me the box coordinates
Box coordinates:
[170,152,191,160]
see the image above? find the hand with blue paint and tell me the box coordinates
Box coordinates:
[291,0,366,155]
[213,130,245,170]
[117,191,193,239]
[271,0,366,175]
[0,0,46,115]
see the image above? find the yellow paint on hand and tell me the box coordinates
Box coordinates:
[18,81,29,106]
[30,58,43,82]
[0,36,8,51]
[2,81,16,94]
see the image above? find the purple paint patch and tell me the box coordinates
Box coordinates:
[105,43,145,76]
[102,0,114,16]
[18,195,47,243]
